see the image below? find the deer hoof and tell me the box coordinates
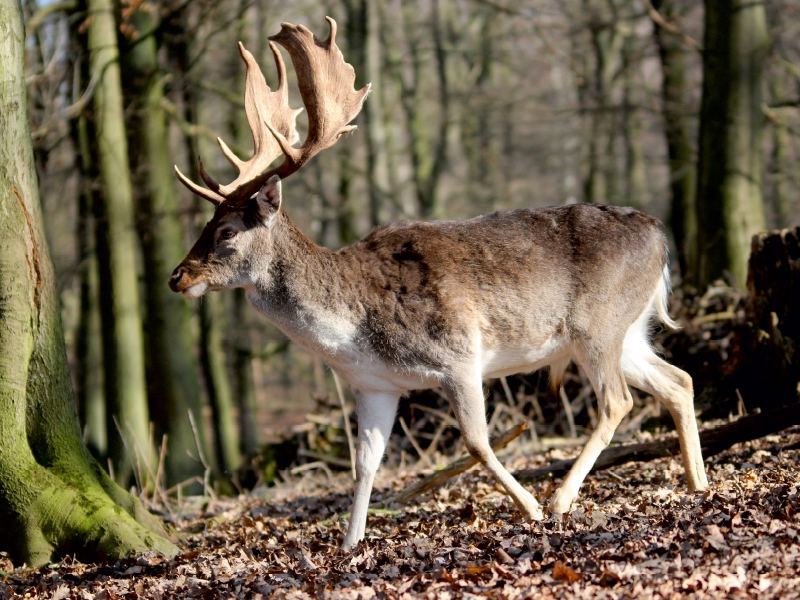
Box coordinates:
[547,492,573,516]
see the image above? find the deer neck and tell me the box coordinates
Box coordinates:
[245,211,358,356]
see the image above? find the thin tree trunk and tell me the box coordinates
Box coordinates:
[621,34,649,210]
[86,0,151,483]
[124,7,214,486]
[228,2,261,457]
[695,0,768,289]
[233,289,260,456]
[652,0,697,277]
[768,73,792,229]
[74,113,106,458]
[0,0,176,566]
[363,0,389,227]
[393,0,450,219]
[198,295,241,475]
[582,14,624,204]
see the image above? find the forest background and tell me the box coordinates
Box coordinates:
[7,0,800,562]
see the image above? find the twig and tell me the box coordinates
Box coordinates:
[319,507,401,528]
[26,0,78,37]
[206,505,245,529]
[112,416,142,492]
[188,409,216,503]
[30,69,100,139]
[559,387,577,438]
[529,391,545,424]
[153,434,175,519]
[197,80,245,108]
[500,377,516,408]
[399,416,433,468]
[380,422,528,507]
[297,448,353,470]
[642,0,702,53]
[160,97,250,158]
[691,310,736,326]
[291,460,334,482]
[332,372,357,481]
[420,413,451,464]
[513,403,800,483]
[496,400,539,449]
[410,403,459,427]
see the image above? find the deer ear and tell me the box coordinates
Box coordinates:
[255,175,282,224]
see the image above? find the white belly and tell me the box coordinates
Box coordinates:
[481,336,570,379]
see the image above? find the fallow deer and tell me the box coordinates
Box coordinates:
[169,18,709,550]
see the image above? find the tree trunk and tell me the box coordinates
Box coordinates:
[233,289,260,456]
[86,0,152,483]
[124,5,213,487]
[198,296,241,475]
[74,114,106,459]
[582,11,624,204]
[652,0,698,277]
[621,34,649,210]
[695,0,768,289]
[768,73,792,230]
[341,0,389,226]
[0,0,176,567]
[394,0,450,219]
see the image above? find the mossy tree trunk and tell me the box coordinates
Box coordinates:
[695,0,769,289]
[0,0,177,567]
[86,0,152,483]
[124,5,214,487]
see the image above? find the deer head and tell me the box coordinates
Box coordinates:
[169,18,369,297]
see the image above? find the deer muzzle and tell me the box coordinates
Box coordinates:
[168,265,209,298]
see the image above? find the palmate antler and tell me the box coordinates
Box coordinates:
[175,17,370,206]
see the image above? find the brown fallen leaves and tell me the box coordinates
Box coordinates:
[2,426,800,599]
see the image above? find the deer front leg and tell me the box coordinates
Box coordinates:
[342,390,399,550]
[442,372,544,521]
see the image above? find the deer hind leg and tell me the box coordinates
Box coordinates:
[548,348,633,515]
[442,371,544,521]
[621,330,708,492]
[342,390,400,550]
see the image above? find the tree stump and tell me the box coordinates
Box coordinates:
[737,226,800,411]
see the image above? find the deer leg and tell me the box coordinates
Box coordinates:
[342,390,399,550]
[549,358,632,515]
[622,348,708,492]
[442,373,543,521]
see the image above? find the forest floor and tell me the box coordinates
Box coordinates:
[2,424,800,599]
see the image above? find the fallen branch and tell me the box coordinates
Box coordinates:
[514,402,800,483]
[380,422,528,507]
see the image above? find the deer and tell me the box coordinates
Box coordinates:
[169,17,709,550]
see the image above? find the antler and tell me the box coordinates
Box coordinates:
[175,17,370,206]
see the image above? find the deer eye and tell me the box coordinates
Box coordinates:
[219,230,237,242]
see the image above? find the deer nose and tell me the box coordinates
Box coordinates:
[168,266,185,292]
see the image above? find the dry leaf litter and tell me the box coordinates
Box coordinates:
[2,426,799,599]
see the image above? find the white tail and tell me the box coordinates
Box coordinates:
[655,264,680,330]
